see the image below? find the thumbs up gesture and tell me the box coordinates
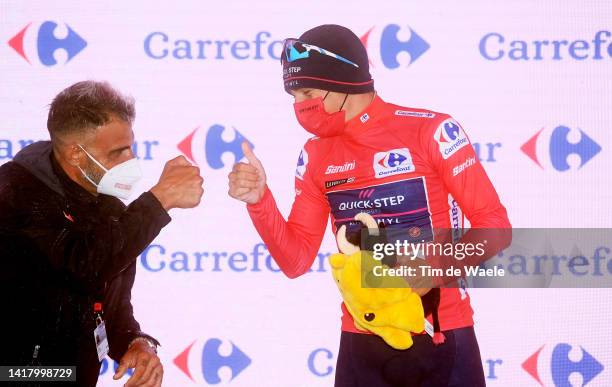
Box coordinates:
[228,142,267,204]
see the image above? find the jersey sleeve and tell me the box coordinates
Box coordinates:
[423,115,511,229]
[421,115,511,279]
[247,141,330,278]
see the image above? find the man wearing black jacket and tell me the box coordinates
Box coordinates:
[0,81,204,386]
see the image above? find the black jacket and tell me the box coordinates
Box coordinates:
[0,141,170,386]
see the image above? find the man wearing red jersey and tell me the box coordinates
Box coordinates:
[228,24,510,386]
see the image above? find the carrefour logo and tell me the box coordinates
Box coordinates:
[522,343,603,386]
[379,152,407,168]
[480,30,611,61]
[8,21,87,66]
[373,148,415,178]
[177,124,254,170]
[307,347,504,381]
[361,24,430,69]
[0,138,159,164]
[143,25,430,67]
[295,148,308,180]
[174,338,251,384]
[144,31,282,60]
[521,125,601,171]
[434,118,469,160]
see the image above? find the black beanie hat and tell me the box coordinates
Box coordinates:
[282,24,374,94]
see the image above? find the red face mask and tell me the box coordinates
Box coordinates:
[293,95,347,137]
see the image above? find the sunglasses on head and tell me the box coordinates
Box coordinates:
[283,39,359,68]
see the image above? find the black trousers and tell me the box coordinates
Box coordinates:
[335,327,486,387]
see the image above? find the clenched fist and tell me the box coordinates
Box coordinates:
[228,142,266,204]
[150,156,204,210]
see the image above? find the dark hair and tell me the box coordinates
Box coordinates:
[47,80,135,139]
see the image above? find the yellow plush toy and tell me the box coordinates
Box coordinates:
[329,213,426,350]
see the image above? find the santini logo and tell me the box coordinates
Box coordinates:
[325,161,356,175]
[452,157,476,176]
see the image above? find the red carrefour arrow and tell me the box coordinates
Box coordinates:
[8,23,31,64]
[360,27,374,67]
[520,128,544,169]
[521,345,544,386]
[177,126,199,164]
[438,129,449,143]
[173,340,196,382]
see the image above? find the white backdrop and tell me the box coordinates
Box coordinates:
[1,1,611,386]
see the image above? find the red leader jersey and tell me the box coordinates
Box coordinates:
[247,95,510,333]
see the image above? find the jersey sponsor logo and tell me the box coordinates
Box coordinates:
[395,110,436,118]
[408,226,421,237]
[448,194,468,299]
[295,148,308,180]
[325,160,356,175]
[360,113,370,123]
[435,118,469,159]
[325,177,355,189]
[337,194,405,211]
[326,178,433,243]
[373,148,415,178]
[284,65,301,75]
[452,157,476,176]
[448,194,464,242]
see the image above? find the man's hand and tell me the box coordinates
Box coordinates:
[228,142,266,205]
[150,155,204,211]
[114,340,163,387]
[396,255,433,296]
